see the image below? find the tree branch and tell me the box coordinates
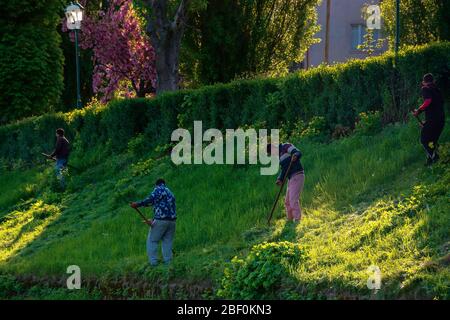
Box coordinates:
[171,0,191,31]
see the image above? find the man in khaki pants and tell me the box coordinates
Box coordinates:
[269,143,305,223]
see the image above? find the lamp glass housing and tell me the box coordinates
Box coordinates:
[65,3,83,30]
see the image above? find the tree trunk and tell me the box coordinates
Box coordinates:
[153,28,183,93]
[145,0,190,94]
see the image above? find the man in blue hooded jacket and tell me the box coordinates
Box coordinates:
[130,178,176,266]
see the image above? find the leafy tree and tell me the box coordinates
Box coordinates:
[380,0,450,49]
[435,0,450,41]
[357,29,385,57]
[357,5,386,57]
[142,0,208,93]
[65,0,157,102]
[181,0,320,86]
[0,0,64,124]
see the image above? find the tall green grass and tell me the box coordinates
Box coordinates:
[0,119,448,299]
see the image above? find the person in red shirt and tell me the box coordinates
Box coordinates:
[413,73,445,165]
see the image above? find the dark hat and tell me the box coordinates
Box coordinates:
[155,178,166,186]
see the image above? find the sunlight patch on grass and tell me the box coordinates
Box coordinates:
[0,120,448,299]
[288,176,449,299]
[0,200,61,262]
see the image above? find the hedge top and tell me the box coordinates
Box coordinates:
[0,42,449,164]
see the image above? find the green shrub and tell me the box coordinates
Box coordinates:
[0,43,448,166]
[127,134,147,158]
[355,111,383,136]
[301,116,329,141]
[218,241,306,299]
[0,274,23,298]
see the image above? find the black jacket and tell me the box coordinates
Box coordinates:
[278,143,304,181]
[51,136,70,159]
[421,84,445,123]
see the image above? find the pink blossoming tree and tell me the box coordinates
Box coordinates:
[64,0,157,102]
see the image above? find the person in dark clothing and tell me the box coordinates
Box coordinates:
[413,73,446,165]
[50,128,71,187]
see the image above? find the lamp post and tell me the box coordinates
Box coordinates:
[65,2,84,109]
[395,0,400,61]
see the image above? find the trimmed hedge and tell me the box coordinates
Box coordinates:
[0,42,449,165]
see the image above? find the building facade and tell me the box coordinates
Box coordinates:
[303,0,387,69]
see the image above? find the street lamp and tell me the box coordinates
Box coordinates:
[395,0,400,62]
[65,2,84,109]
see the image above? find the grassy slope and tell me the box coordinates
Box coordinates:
[0,119,449,299]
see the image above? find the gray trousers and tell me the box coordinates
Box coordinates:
[146,219,176,266]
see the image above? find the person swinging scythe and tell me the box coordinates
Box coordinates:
[42,128,71,189]
[412,73,446,166]
[267,142,305,225]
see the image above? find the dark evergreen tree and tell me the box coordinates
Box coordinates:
[0,0,65,123]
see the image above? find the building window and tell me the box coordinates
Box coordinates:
[351,24,380,50]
